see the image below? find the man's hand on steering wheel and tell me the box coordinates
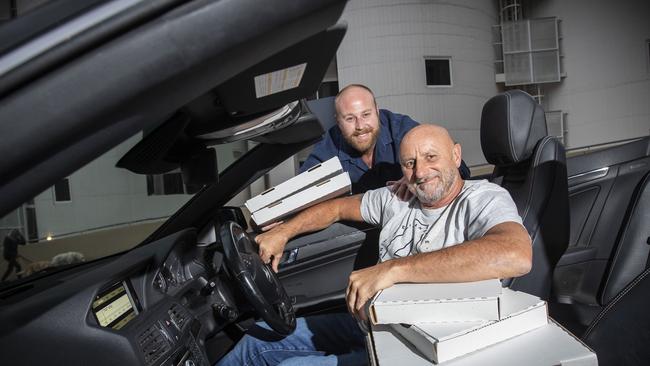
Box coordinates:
[219,221,296,335]
[255,225,290,273]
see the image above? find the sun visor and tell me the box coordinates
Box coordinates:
[115,24,346,175]
[213,23,346,120]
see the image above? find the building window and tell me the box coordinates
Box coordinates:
[545,110,566,144]
[500,17,561,86]
[53,178,71,202]
[425,57,452,87]
[147,172,186,195]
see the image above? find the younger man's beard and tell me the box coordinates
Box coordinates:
[344,124,380,154]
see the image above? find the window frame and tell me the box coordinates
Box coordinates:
[424,56,453,88]
[53,177,72,203]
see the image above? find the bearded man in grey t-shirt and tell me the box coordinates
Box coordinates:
[218,124,532,366]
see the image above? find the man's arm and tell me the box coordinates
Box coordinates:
[346,221,532,320]
[256,194,364,272]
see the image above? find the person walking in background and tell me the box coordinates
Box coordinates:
[2,229,26,281]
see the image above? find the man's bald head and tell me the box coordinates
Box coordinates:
[401,124,456,154]
[399,124,464,208]
[334,84,377,113]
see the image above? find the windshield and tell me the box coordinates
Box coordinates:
[0,132,256,288]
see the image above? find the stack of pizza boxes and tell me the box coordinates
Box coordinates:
[367,279,597,365]
[245,157,351,227]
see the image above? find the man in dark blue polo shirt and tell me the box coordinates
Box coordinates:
[300,84,470,194]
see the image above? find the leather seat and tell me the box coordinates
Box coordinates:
[552,171,650,337]
[583,266,650,366]
[480,90,569,300]
[598,171,650,305]
[579,161,650,366]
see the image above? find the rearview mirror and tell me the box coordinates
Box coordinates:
[181,146,218,193]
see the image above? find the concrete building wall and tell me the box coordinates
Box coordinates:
[18,0,650,242]
[336,0,500,165]
[33,135,192,239]
[527,0,650,148]
[29,135,281,239]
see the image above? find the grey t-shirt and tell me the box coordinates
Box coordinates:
[360,179,524,262]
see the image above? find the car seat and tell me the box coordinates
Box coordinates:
[597,171,650,305]
[583,266,650,366]
[480,90,570,300]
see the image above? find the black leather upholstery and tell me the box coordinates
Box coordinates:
[481,90,548,166]
[480,90,569,300]
[599,171,650,305]
[583,267,650,366]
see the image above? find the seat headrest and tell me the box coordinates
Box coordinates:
[480,90,548,166]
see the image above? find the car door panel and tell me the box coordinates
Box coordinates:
[554,138,650,307]
[277,223,379,311]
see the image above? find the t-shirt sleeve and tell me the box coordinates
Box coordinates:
[360,187,391,226]
[466,184,524,240]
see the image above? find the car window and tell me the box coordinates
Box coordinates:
[0,132,247,287]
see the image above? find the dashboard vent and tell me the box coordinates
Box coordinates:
[138,324,171,366]
[168,304,189,330]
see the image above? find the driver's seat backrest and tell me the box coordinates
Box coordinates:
[480,90,569,300]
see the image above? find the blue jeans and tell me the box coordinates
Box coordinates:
[216,313,368,366]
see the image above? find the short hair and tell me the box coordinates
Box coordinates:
[334,84,378,113]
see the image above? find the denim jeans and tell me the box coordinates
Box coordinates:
[216,312,368,366]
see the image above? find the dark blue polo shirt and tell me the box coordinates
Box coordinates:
[300,109,419,193]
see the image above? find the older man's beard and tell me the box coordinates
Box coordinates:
[410,167,457,206]
[344,125,380,154]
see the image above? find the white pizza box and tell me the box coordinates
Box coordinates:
[250,171,351,226]
[370,280,502,325]
[245,156,344,213]
[392,288,548,364]
[369,319,597,366]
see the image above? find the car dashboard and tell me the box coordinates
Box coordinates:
[0,227,241,366]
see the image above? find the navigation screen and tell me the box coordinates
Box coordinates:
[92,281,138,330]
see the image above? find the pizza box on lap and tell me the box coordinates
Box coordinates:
[369,319,596,366]
[370,280,503,325]
[391,288,548,364]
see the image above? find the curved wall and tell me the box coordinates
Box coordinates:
[337,0,500,165]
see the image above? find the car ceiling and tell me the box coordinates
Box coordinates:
[0,0,348,218]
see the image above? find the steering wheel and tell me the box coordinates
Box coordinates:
[219,221,296,335]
